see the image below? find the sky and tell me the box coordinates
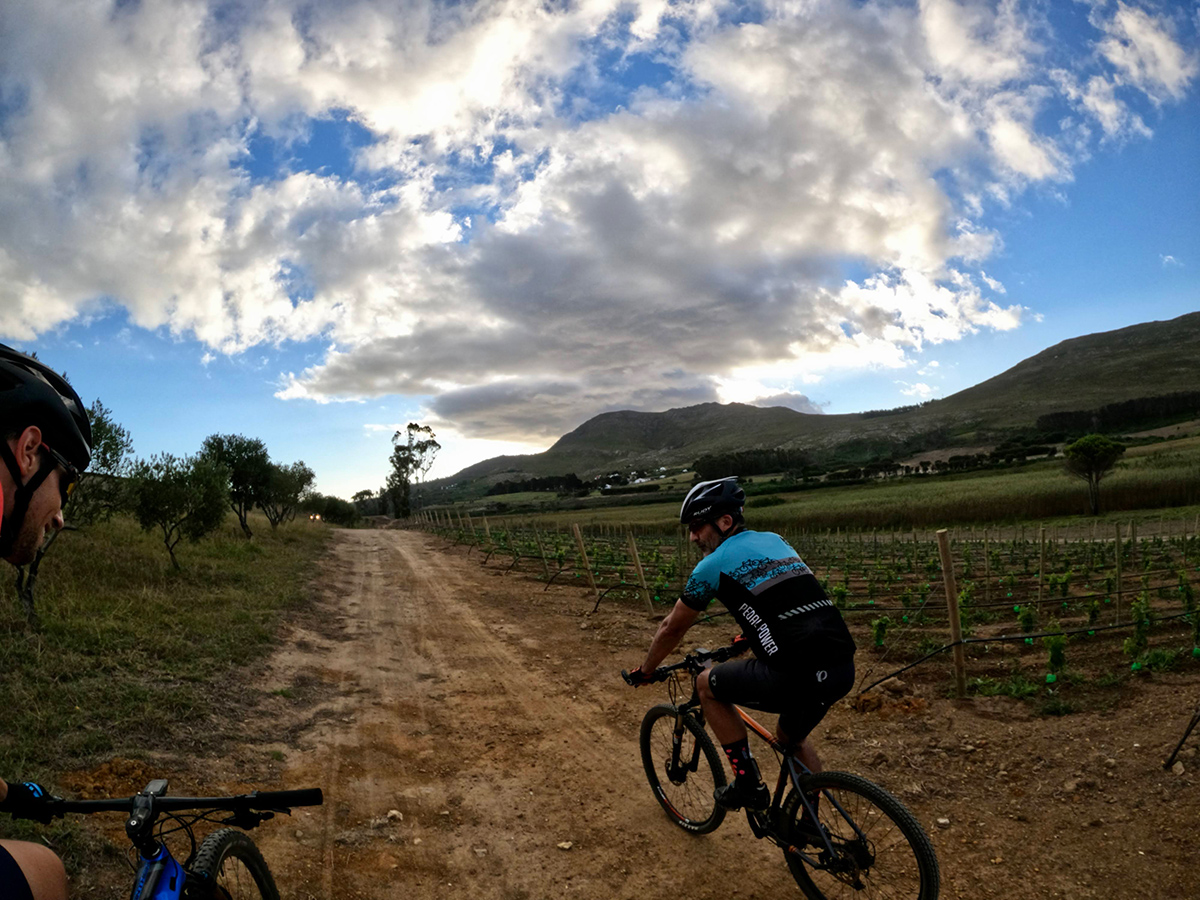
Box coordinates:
[0,0,1196,498]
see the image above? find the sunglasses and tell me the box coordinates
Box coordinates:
[40,442,79,506]
[687,520,711,535]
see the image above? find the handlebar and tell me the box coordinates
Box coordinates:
[622,641,750,686]
[45,787,324,819]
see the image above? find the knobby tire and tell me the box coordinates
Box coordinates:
[638,704,727,834]
[781,771,939,900]
[186,828,280,900]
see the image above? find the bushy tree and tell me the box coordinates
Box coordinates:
[201,434,271,538]
[351,489,383,516]
[386,423,440,518]
[129,453,230,569]
[68,399,135,527]
[1063,434,1125,515]
[259,461,316,530]
[300,492,360,527]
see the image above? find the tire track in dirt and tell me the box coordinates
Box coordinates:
[254,529,794,900]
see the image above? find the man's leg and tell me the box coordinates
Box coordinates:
[698,669,768,810]
[0,840,68,900]
[796,738,823,774]
[776,721,824,774]
[697,669,747,744]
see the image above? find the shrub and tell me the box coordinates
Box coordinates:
[1043,621,1067,673]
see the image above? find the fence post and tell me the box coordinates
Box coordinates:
[533,529,551,578]
[1037,526,1046,608]
[465,514,478,556]
[572,524,600,603]
[627,532,654,615]
[936,528,967,699]
[983,529,991,606]
[1115,522,1123,621]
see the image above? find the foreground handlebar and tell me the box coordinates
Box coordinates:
[47,787,324,818]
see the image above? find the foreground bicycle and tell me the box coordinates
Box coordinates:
[17,778,323,899]
[624,643,939,899]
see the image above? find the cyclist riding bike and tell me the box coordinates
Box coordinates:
[0,344,92,900]
[627,477,856,812]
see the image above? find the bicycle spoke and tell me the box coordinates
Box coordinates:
[647,720,714,818]
[784,773,938,900]
[639,704,726,833]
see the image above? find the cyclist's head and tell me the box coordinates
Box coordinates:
[680,476,745,538]
[0,344,92,561]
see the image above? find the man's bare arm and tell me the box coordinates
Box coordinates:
[640,600,701,672]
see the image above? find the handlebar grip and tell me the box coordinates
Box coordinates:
[251,788,324,808]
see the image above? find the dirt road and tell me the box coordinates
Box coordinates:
[250,529,1198,900]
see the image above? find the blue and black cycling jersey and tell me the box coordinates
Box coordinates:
[681,530,856,671]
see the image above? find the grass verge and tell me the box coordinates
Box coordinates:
[0,513,332,795]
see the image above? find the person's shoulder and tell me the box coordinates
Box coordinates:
[740,529,800,557]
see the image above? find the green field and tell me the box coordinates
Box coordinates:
[473,434,1200,533]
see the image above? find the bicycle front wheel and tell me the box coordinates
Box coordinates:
[186,828,280,900]
[781,771,939,900]
[639,703,727,834]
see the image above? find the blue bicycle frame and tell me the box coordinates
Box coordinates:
[130,843,187,900]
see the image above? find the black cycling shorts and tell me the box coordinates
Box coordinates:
[0,844,35,900]
[707,657,854,742]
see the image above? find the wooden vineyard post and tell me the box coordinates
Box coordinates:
[572,524,600,603]
[465,514,477,556]
[481,515,493,544]
[533,529,551,578]
[983,529,991,605]
[1038,526,1047,607]
[936,529,967,699]
[627,532,654,615]
[1115,523,1123,622]
[1130,520,1138,573]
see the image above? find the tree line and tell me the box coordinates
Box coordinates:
[12,399,360,627]
[1035,391,1200,435]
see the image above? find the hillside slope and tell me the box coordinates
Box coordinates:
[437,312,1200,487]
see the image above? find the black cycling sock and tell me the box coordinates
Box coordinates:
[722,738,761,786]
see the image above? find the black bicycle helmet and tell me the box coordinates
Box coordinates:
[679,477,745,525]
[0,344,92,555]
[0,345,91,470]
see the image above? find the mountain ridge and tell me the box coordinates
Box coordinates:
[435,311,1200,488]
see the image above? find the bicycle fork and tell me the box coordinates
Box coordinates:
[668,709,705,781]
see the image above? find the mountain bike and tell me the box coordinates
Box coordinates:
[623,644,939,899]
[17,777,323,899]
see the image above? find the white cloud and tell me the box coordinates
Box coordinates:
[919,0,1038,86]
[980,271,1006,293]
[900,382,937,398]
[1160,254,1182,267]
[1099,2,1198,102]
[0,0,1194,444]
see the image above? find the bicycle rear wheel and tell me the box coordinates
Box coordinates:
[186,828,280,900]
[781,771,939,900]
[639,703,727,834]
